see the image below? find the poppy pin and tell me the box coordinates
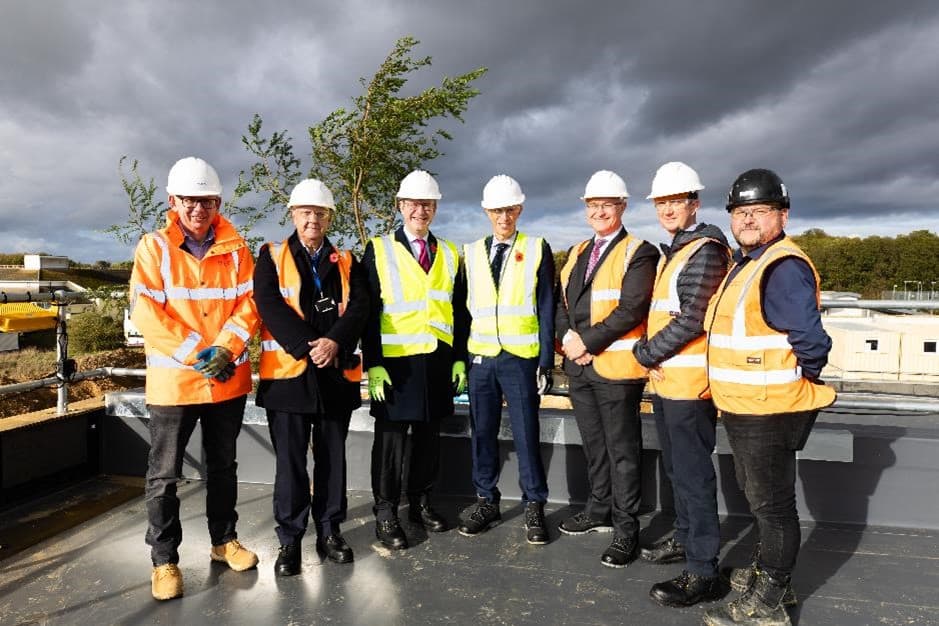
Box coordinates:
[329,252,339,263]
[515,251,524,262]
[430,243,437,254]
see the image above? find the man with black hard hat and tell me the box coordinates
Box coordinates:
[703,169,836,626]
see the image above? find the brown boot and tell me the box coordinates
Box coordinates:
[703,569,792,626]
[210,539,259,571]
[151,564,183,601]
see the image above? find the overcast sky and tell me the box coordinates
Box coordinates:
[2,0,939,263]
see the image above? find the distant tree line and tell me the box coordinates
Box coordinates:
[793,229,939,297]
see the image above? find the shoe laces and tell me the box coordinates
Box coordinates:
[525,504,544,527]
[610,535,634,551]
[155,564,180,579]
[469,501,496,523]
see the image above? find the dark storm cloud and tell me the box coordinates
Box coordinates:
[2,0,939,262]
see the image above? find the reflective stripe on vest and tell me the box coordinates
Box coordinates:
[372,235,457,357]
[647,237,727,400]
[258,241,361,382]
[559,234,648,380]
[705,237,836,414]
[465,233,541,358]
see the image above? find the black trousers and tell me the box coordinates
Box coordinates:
[371,417,440,521]
[568,377,644,537]
[652,396,720,576]
[145,395,246,566]
[267,409,351,545]
[722,410,818,580]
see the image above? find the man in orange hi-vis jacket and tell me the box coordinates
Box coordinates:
[130,157,259,601]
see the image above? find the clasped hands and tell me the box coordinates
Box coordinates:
[561,331,594,366]
[308,337,339,368]
[194,346,235,382]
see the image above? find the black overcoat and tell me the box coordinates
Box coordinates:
[253,232,369,416]
[361,227,469,422]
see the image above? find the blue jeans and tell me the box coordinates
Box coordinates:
[468,352,548,503]
[145,395,246,565]
[652,396,720,576]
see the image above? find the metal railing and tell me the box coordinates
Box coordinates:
[4,296,939,416]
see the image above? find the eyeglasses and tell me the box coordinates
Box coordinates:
[585,201,622,211]
[485,206,521,216]
[292,208,331,220]
[654,198,693,211]
[730,206,779,219]
[176,196,218,209]
[401,199,436,210]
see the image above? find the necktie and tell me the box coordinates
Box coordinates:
[309,249,322,292]
[585,238,607,281]
[490,242,509,287]
[414,238,430,272]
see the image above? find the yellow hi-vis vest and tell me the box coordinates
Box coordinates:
[372,234,458,357]
[258,241,361,382]
[464,233,542,359]
[559,234,648,380]
[129,212,258,406]
[705,236,836,415]
[647,237,729,400]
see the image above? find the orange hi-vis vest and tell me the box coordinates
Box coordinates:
[560,234,648,380]
[647,237,729,400]
[705,236,836,415]
[130,212,258,406]
[258,241,361,382]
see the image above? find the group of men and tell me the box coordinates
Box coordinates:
[130,155,835,626]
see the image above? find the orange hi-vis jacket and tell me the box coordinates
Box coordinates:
[257,240,361,382]
[647,237,728,400]
[705,236,836,415]
[560,234,648,380]
[130,212,258,406]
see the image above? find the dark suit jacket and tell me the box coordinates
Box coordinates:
[361,227,469,422]
[253,232,369,415]
[475,234,556,370]
[555,228,659,383]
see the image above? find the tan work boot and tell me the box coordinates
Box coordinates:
[151,564,184,600]
[210,539,259,571]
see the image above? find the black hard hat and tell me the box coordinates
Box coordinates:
[726,168,790,211]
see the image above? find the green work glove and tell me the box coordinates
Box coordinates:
[451,360,467,395]
[368,366,393,402]
[194,346,233,378]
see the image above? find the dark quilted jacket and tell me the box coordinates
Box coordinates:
[632,223,730,368]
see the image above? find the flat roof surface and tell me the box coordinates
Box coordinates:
[2,479,937,625]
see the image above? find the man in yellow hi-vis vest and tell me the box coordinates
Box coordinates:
[253,179,369,575]
[703,169,835,626]
[457,175,556,545]
[361,170,469,551]
[556,170,659,568]
[631,162,730,608]
[130,157,260,601]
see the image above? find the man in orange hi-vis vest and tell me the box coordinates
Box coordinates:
[254,179,369,576]
[631,162,730,608]
[130,157,260,601]
[556,170,659,569]
[703,169,835,626]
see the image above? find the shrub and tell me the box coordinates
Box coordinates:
[68,312,125,354]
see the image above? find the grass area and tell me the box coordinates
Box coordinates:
[0,346,58,381]
[39,268,130,289]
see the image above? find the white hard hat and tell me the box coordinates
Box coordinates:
[166,157,222,196]
[288,179,335,209]
[647,161,705,199]
[481,174,525,209]
[396,170,442,200]
[582,170,629,200]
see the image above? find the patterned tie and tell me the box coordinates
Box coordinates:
[585,238,607,282]
[490,242,509,287]
[414,238,430,272]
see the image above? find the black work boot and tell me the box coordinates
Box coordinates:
[600,534,637,568]
[640,536,687,564]
[408,498,448,532]
[524,502,548,545]
[649,570,725,607]
[704,569,793,626]
[458,497,501,536]
[274,542,301,577]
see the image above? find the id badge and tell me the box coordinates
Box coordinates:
[314,296,336,313]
